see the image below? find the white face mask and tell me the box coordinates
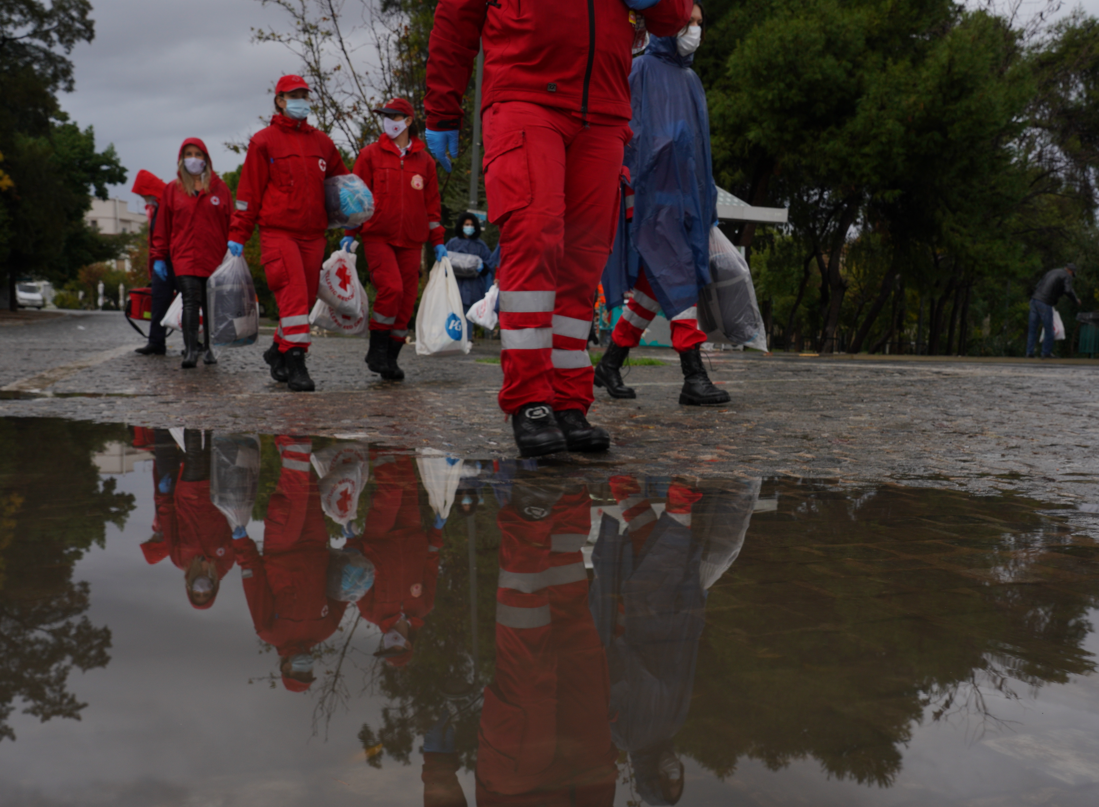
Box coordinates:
[183,157,206,176]
[383,117,409,140]
[677,25,702,57]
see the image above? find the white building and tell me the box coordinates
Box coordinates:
[86,198,146,236]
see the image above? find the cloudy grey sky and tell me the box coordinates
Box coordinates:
[60,0,1099,213]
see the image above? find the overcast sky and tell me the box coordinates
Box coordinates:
[60,0,1099,213]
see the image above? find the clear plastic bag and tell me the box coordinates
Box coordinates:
[698,227,768,352]
[209,434,261,530]
[318,244,364,317]
[415,257,470,356]
[324,174,375,230]
[468,284,499,329]
[448,252,483,279]
[206,251,259,355]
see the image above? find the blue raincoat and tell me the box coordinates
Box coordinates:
[603,36,718,319]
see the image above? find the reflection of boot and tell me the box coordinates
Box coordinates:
[284,347,315,392]
[181,430,211,482]
[366,329,393,376]
[510,474,564,522]
[264,340,288,382]
[679,347,730,406]
[382,338,405,381]
[594,342,636,399]
[179,277,202,369]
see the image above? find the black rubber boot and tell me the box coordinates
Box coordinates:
[679,346,730,406]
[135,343,166,356]
[284,347,315,392]
[366,329,393,376]
[382,338,405,381]
[511,402,567,458]
[555,409,611,452]
[264,341,288,383]
[593,342,636,399]
[201,289,217,365]
[179,277,202,369]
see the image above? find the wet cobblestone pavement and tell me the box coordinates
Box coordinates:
[1,310,1097,511]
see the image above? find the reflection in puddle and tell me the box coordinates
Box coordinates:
[1,418,1098,806]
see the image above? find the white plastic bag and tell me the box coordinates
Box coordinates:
[1039,309,1067,343]
[468,284,499,329]
[206,251,259,354]
[209,434,261,531]
[161,293,184,331]
[312,442,369,527]
[416,257,471,356]
[699,227,768,352]
[318,244,364,317]
[417,451,465,521]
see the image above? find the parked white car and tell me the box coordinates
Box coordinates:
[16,282,44,309]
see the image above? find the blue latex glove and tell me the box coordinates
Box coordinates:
[153,260,167,281]
[434,514,446,530]
[424,128,459,173]
[228,241,244,258]
[342,523,357,539]
[623,0,662,8]
[423,715,456,755]
[340,236,355,252]
[232,526,248,539]
[157,474,173,494]
[434,244,448,263]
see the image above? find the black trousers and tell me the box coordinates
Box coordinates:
[148,263,177,348]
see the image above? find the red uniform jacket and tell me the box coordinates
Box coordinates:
[151,140,232,278]
[141,478,234,581]
[347,136,444,248]
[352,525,443,634]
[229,114,349,243]
[425,0,693,130]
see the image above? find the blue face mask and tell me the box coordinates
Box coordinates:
[462,225,476,237]
[283,98,311,120]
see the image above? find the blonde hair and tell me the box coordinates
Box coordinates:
[177,150,212,197]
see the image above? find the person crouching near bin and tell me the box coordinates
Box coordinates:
[132,170,170,356]
[594,3,730,407]
[228,74,350,392]
[341,98,446,382]
[150,140,232,369]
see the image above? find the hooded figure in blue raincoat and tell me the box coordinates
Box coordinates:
[595,4,731,408]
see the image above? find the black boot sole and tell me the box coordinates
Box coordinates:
[564,433,611,452]
[288,380,316,392]
[679,391,732,406]
[517,436,568,458]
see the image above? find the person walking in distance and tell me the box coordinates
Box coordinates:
[342,98,446,382]
[595,3,730,406]
[228,74,350,392]
[423,0,694,457]
[151,139,232,369]
[1026,263,1083,359]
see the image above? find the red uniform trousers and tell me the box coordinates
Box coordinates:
[474,486,616,806]
[611,268,707,354]
[261,229,327,353]
[361,241,422,340]
[485,102,627,415]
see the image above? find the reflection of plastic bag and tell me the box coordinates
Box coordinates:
[318,245,364,317]
[468,284,499,329]
[416,258,470,356]
[206,251,259,355]
[699,227,768,352]
[326,548,375,603]
[417,452,465,520]
[325,174,374,230]
[449,252,483,279]
[695,479,761,590]
[210,434,261,530]
[311,442,370,526]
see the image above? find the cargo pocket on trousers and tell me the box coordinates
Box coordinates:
[484,130,532,225]
[265,256,289,294]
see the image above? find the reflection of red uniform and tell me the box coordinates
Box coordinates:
[141,455,234,582]
[423,485,614,806]
[232,438,348,658]
[349,454,442,638]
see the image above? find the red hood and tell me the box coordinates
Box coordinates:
[140,539,170,565]
[131,169,166,199]
[178,137,211,164]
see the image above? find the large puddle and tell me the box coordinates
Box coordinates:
[1,418,1098,806]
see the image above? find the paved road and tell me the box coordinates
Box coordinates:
[2,309,1097,509]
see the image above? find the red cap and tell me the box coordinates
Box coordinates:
[131,169,166,199]
[282,675,313,693]
[373,98,415,118]
[275,74,310,94]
